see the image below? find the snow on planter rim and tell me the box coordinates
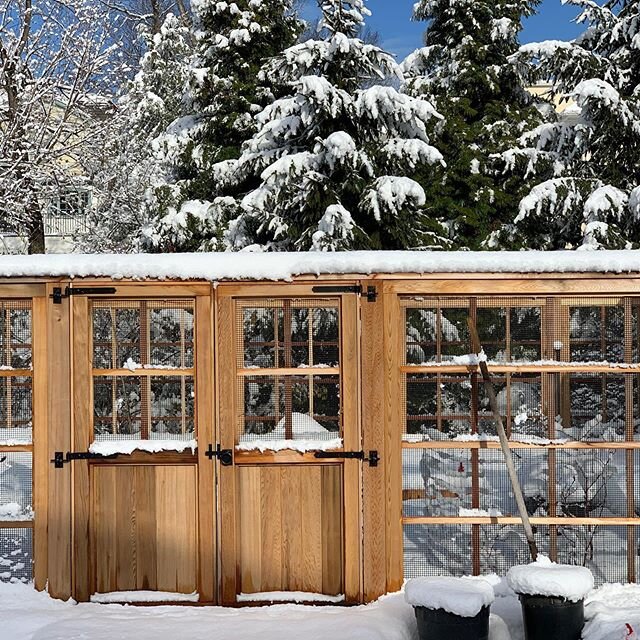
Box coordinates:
[507,555,594,602]
[3,250,640,281]
[404,576,495,617]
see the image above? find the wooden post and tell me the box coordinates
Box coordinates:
[467,318,539,561]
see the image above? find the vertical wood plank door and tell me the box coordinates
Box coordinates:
[217,288,363,604]
[71,289,214,602]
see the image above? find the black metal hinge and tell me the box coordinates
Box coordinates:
[314,449,379,467]
[311,285,378,302]
[50,286,117,304]
[50,451,119,468]
[205,444,233,466]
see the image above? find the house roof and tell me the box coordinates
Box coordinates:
[1,251,640,281]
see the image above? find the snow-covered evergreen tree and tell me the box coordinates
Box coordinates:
[79,13,193,252]
[402,0,546,248]
[499,0,640,249]
[144,0,302,251]
[149,0,446,251]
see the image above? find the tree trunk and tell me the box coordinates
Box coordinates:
[26,198,46,254]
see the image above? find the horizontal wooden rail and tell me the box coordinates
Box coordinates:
[92,368,194,377]
[236,367,340,377]
[401,364,640,374]
[0,369,32,377]
[401,440,640,449]
[0,444,33,452]
[402,516,640,526]
[0,520,34,529]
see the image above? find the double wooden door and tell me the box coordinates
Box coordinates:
[70,284,363,604]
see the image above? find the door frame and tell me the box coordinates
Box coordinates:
[215,283,363,604]
[70,284,216,602]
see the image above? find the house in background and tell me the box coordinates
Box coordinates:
[0,87,114,254]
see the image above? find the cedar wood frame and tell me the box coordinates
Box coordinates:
[1,272,640,603]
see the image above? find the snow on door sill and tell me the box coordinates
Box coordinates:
[235,438,343,453]
[90,590,200,604]
[89,438,197,456]
[237,591,345,604]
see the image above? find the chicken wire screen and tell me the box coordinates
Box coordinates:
[0,527,32,583]
[239,375,340,442]
[0,452,32,521]
[403,296,640,364]
[404,372,546,440]
[237,298,342,444]
[401,295,640,583]
[91,299,195,441]
[0,302,32,445]
[239,300,340,369]
[92,300,194,369]
[94,375,194,439]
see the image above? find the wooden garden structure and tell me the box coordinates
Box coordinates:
[2,252,640,604]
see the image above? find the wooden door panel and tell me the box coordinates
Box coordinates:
[237,464,343,596]
[91,464,197,595]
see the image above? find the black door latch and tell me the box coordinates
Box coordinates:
[205,444,233,466]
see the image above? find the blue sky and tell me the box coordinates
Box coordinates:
[302,0,585,60]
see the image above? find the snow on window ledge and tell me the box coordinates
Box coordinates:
[90,590,199,604]
[88,439,197,456]
[237,591,345,604]
[0,502,33,521]
[235,438,343,453]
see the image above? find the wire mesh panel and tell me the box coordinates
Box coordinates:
[403,448,473,516]
[479,449,550,516]
[0,302,32,368]
[404,524,473,578]
[0,527,32,583]
[239,375,340,442]
[556,525,630,584]
[236,298,343,446]
[400,294,640,583]
[405,298,543,364]
[480,525,550,575]
[0,377,32,444]
[91,300,195,442]
[94,375,194,439]
[92,300,194,369]
[555,449,627,517]
[0,301,32,445]
[0,452,32,519]
[240,300,339,369]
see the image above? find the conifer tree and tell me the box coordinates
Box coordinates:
[403,0,545,248]
[501,0,640,249]
[151,0,446,251]
[145,0,302,251]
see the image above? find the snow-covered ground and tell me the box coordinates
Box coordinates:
[2,579,640,640]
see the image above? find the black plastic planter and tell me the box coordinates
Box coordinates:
[414,604,490,640]
[519,594,585,640]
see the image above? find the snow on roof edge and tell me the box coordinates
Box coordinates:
[1,250,640,281]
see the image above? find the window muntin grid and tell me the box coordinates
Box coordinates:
[236,298,342,444]
[91,300,195,442]
[401,295,640,582]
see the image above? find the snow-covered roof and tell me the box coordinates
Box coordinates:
[2,251,640,281]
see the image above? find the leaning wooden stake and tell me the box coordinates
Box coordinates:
[467,318,539,561]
